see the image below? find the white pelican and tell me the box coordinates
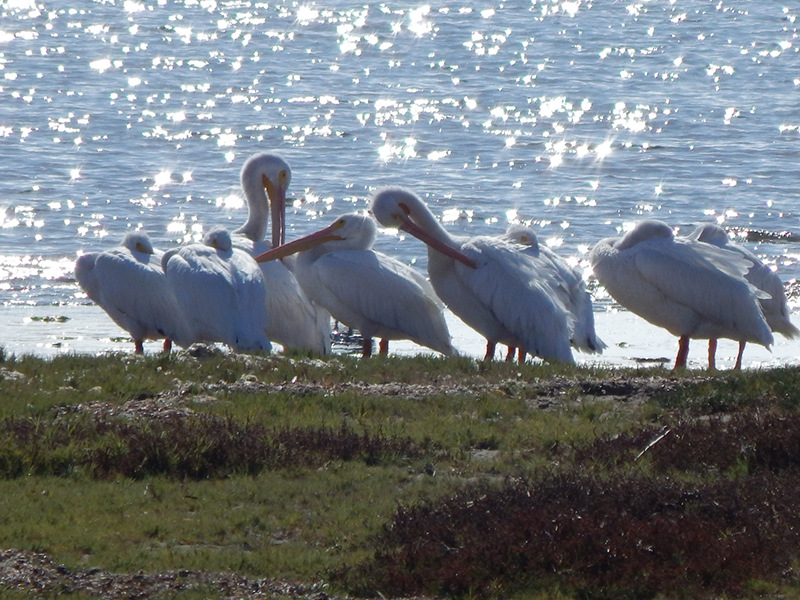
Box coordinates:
[255,213,456,358]
[230,153,331,354]
[162,227,271,353]
[690,223,798,368]
[370,187,574,364]
[589,219,773,370]
[504,224,605,360]
[75,231,183,354]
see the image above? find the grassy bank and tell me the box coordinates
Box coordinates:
[2,346,800,599]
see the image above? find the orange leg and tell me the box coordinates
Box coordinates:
[517,348,527,364]
[674,335,690,370]
[707,338,717,371]
[362,337,373,358]
[162,339,173,353]
[734,341,746,370]
[505,346,516,362]
[134,340,144,354]
[484,341,496,361]
[379,339,389,355]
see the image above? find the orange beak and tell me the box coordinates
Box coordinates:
[395,205,478,269]
[263,174,286,249]
[254,220,345,263]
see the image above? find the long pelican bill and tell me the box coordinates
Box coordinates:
[263,173,286,249]
[395,212,478,269]
[254,220,345,263]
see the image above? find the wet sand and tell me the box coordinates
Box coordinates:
[2,304,798,371]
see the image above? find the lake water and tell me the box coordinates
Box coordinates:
[1,0,799,368]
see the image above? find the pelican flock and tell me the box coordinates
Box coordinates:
[74,156,796,369]
[255,212,456,358]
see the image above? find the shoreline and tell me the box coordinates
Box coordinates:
[2,303,798,371]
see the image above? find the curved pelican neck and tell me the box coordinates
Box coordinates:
[235,177,271,243]
[405,196,458,248]
[401,203,476,269]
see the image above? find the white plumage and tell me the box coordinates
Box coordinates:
[504,224,605,356]
[255,213,455,357]
[690,223,798,368]
[74,231,183,353]
[231,153,331,354]
[370,187,574,364]
[162,226,271,353]
[589,219,773,369]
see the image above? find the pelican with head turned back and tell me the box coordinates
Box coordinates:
[370,187,574,364]
[589,219,773,370]
[504,223,605,361]
[689,223,798,369]
[255,212,455,358]
[162,226,271,353]
[75,231,183,354]
[230,153,331,354]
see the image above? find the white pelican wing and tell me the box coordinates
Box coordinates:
[163,245,271,351]
[91,248,183,342]
[459,239,574,362]
[310,250,454,353]
[237,236,331,354]
[632,238,772,344]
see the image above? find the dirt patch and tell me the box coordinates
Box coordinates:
[0,549,332,600]
[210,372,695,407]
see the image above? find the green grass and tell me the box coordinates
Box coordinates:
[2,350,800,598]
[0,466,436,578]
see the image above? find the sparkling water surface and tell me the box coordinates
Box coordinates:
[1,0,799,366]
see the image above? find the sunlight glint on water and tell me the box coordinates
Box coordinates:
[0,0,798,361]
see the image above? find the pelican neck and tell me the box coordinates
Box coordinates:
[235,178,271,242]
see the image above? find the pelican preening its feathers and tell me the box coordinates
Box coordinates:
[370,187,576,365]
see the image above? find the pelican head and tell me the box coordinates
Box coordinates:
[504,223,540,253]
[204,226,233,252]
[615,219,674,251]
[255,213,377,263]
[122,231,155,255]
[692,223,729,246]
[370,187,423,229]
[323,213,378,250]
[238,153,292,247]
[370,187,478,269]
